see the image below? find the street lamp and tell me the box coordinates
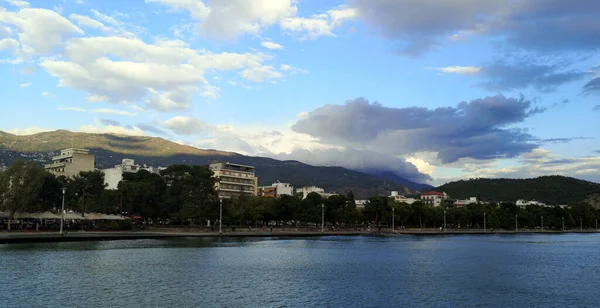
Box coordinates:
[392,207,395,233]
[484,212,486,232]
[60,187,66,235]
[443,210,447,232]
[541,216,544,232]
[321,203,325,233]
[515,214,518,232]
[580,217,583,232]
[562,216,564,232]
[219,197,223,235]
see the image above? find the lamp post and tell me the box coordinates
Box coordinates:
[541,216,544,232]
[515,214,518,232]
[443,210,447,232]
[596,218,598,231]
[484,212,487,232]
[219,198,223,235]
[392,207,395,233]
[321,203,325,233]
[580,217,583,232]
[562,216,564,232]
[60,187,66,235]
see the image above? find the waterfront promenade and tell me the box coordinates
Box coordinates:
[1,228,599,244]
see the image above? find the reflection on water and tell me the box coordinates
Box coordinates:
[2,234,600,307]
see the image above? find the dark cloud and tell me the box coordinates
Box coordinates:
[273,148,431,183]
[594,105,600,112]
[349,0,503,57]
[100,118,120,126]
[543,159,577,165]
[538,137,593,144]
[477,64,590,92]
[137,123,168,135]
[292,95,543,163]
[582,77,600,95]
[350,0,600,56]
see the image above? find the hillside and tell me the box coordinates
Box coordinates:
[436,176,600,205]
[372,171,434,191]
[0,130,412,198]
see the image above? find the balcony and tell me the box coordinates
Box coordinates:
[44,162,66,169]
[220,179,255,186]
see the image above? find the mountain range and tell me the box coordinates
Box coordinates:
[0,130,422,198]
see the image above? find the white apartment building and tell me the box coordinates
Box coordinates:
[516,199,546,208]
[102,159,140,190]
[420,191,449,207]
[209,161,258,198]
[44,148,95,178]
[298,186,336,199]
[455,197,478,207]
[257,181,294,197]
[390,191,418,204]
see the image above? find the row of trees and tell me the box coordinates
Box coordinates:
[2,160,599,230]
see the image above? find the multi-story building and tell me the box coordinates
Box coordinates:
[209,161,258,198]
[44,148,95,178]
[455,197,478,207]
[102,159,141,190]
[257,181,294,197]
[297,186,336,199]
[420,191,448,207]
[391,191,418,204]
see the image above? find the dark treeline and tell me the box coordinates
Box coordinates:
[1,160,599,230]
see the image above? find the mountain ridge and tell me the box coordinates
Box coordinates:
[0,130,414,198]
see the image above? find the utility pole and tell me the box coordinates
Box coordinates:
[60,187,66,235]
[443,210,447,232]
[219,198,223,234]
[392,207,395,233]
[484,212,486,232]
[321,203,325,233]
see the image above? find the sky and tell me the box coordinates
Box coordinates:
[0,0,599,186]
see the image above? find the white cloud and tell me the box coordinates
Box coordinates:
[406,157,436,175]
[79,123,145,136]
[240,65,283,82]
[41,91,55,98]
[5,0,30,8]
[58,106,140,116]
[261,41,283,50]
[4,127,52,135]
[0,38,18,51]
[37,36,281,111]
[280,7,357,39]
[0,8,83,54]
[280,64,308,75]
[0,25,12,37]
[19,82,30,87]
[147,0,297,40]
[437,66,482,75]
[163,116,210,135]
[69,14,112,33]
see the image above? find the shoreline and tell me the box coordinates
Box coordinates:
[1,229,599,245]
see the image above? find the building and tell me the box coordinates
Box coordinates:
[297,186,336,199]
[390,191,418,204]
[209,161,258,198]
[102,159,141,190]
[420,191,448,207]
[455,197,478,207]
[257,181,294,197]
[516,199,546,208]
[44,148,95,178]
[355,200,368,209]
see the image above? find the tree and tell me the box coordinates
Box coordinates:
[0,161,46,230]
[71,170,106,216]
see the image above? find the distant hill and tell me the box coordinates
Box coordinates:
[0,130,412,198]
[370,171,433,192]
[436,176,600,206]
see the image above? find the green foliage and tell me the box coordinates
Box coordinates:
[437,176,600,205]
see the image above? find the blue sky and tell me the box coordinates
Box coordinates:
[0,0,599,185]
